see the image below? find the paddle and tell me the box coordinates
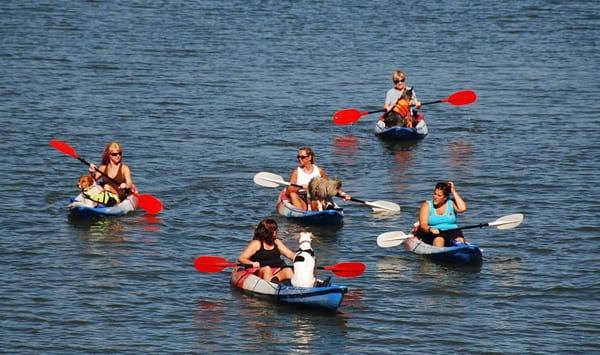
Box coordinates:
[332,89,478,126]
[253,172,400,212]
[376,213,524,248]
[193,256,366,278]
[50,139,163,215]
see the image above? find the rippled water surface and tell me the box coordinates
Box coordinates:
[1,1,598,353]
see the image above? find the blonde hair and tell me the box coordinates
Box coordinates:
[298,146,315,164]
[392,70,406,83]
[101,142,122,165]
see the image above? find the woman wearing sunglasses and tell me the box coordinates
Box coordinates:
[88,141,135,201]
[286,147,350,210]
[381,69,422,128]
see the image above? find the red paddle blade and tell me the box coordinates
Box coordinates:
[136,193,163,215]
[332,109,368,125]
[194,256,237,273]
[323,262,366,277]
[50,139,79,158]
[444,90,477,106]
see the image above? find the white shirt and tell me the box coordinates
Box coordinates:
[296,165,321,186]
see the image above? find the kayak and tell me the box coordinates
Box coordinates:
[403,236,482,266]
[275,189,343,225]
[68,194,138,220]
[230,267,348,311]
[374,120,428,141]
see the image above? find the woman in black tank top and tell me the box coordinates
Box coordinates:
[88,141,135,201]
[238,219,295,283]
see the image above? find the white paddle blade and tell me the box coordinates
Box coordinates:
[377,231,412,248]
[368,200,401,213]
[253,172,289,188]
[490,213,524,230]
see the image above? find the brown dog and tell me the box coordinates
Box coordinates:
[68,175,119,208]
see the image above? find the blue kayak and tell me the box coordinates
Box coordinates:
[275,189,343,225]
[374,120,428,141]
[68,195,138,220]
[404,236,483,265]
[231,267,348,311]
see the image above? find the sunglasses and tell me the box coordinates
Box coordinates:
[297,155,310,160]
[394,78,406,83]
[110,152,122,157]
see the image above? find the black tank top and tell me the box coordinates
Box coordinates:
[250,242,284,267]
[101,164,127,200]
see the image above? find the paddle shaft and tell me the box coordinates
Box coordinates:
[284,181,356,203]
[438,222,502,233]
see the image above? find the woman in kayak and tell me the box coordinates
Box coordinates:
[238,219,295,284]
[416,181,467,247]
[88,141,136,201]
[286,146,350,210]
[381,69,422,128]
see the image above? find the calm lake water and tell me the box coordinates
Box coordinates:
[1,1,598,353]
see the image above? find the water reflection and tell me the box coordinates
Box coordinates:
[380,140,422,194]
[69,217,129,243]
[375,256,408,281]
[446,140,474,172]
[193,299,226,332]
[332,134,359,157]
[139,214,163,232]
[230,287,350,352]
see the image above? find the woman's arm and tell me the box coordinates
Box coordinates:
[319,167,328,180]
[238,240,260,268]
[449,181,467,213]
[288,168,300,193]
[418,200,432,233]
[122,164,133,189]
[275,239,296,261]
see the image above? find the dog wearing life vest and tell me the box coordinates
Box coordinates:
[68,175,119,208]
[291,232,316,288]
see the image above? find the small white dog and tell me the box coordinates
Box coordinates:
[291,232,316,288]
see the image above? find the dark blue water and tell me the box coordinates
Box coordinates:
[1,1,598,353]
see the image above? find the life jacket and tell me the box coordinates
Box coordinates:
[392,97,411,118]
[83,190,120,207]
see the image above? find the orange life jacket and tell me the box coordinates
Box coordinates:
[392,97,411,117]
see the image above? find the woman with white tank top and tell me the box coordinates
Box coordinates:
[286,147,328,210]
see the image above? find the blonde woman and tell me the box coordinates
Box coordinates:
[89,142,135,201]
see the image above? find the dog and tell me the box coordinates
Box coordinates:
[291,232,316,288]
[383,88,416,128]
[68,175,119,208]
[307,176,341,211]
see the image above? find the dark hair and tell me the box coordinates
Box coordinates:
[253,219,278,244]
[434,182,451,198]
[298,146,314,164]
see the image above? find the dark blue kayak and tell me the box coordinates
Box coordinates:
[231,267,348,311]
[374,120,428,141]
[275,189,343,225]
[404,236,483,265]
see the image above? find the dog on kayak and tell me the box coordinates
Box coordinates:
[68,175,120,208]
[307,176,342,211]
[291,232,317,288]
